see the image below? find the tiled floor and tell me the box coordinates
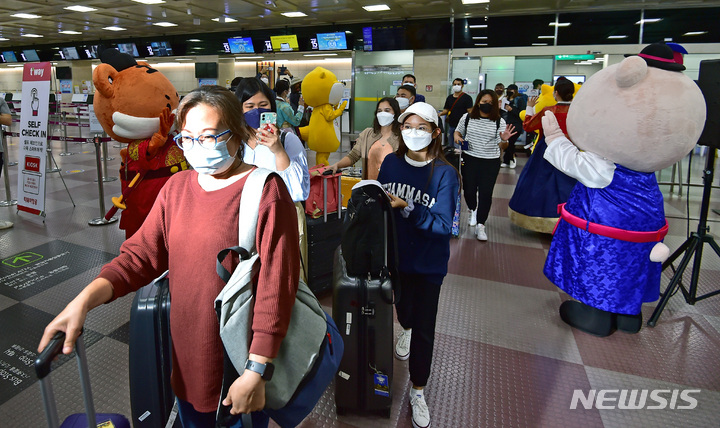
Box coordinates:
[1,119,719,427]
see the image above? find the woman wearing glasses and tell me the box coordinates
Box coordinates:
[376,102,460,428]
[38,85,300,427]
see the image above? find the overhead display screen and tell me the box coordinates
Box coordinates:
[316,32,347,50]
[2,51,18,63]
[21,50,40,61]
[270,35,299,52]
[228,37,255,54]
[147,41,174,56]
[61,47,80,60]
[117,43,140,57]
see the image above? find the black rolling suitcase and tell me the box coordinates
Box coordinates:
[333,181,397,417]
[129,271,179,428]
[306,168,344,296]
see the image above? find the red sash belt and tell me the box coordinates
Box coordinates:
[557,203,668,243]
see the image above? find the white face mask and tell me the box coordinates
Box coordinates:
[376,112,395,127]
[452,85,462,93]
[181,136,236,175]
[402,128,433,151]
[396,97,410,110]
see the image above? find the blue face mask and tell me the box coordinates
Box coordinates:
[182,136,237,175]
[243,107,272,130]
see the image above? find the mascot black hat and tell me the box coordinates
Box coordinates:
[625,42,686,72]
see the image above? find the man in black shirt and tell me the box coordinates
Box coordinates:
[440,78,473,148]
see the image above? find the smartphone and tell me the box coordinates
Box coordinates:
[259,112,276,130]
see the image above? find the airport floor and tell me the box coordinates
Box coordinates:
[1,125,719,428]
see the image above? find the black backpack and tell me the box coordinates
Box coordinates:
[341,181,398,281]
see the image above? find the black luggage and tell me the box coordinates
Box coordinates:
[129,271,178,428]
[35,331,131,428]
[306,213,343,296]
[333,181,397,417]
[333,250,394,417]
[305,169,344,296]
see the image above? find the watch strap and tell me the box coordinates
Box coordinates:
[244,359,274,381]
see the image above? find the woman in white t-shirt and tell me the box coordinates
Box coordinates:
[454,89,516,241]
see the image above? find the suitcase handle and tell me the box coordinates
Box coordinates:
[35,331,66,379]
[35,331,97,428]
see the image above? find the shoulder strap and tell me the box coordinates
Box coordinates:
[463,115,470,136]
[449,92,464,113]
[237,168,274,251]
[496,118,500,135]
[280,129,287,149]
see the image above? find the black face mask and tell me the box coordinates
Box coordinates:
[495,90,504,96]
[507,91,514,97]
[478,103,493,114]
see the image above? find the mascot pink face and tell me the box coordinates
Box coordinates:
[566,55,705,172]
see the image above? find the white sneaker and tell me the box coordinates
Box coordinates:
[395,329,411,361]
[476,224,488,241]
[523,142,533,150]
[468,209,477,226]
[0,221,13,230]
[509,159,516,169]
[410,391,431,428]
[500,162,508,168]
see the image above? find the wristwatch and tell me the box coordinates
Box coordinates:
[244,359,275,381]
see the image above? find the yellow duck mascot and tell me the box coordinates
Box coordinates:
[299,67,347,166]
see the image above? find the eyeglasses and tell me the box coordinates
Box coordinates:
[174,129,231,150]
[402,123,432,133]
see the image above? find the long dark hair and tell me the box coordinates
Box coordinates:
[176,85,253,159]
[396,114,461,185]
[235,77,277,112]
[372,97,402,136]
[554,76,575,101]
[469,89,501,121]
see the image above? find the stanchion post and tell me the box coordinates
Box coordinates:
[97,133,117,182]
[59,111,74,156]
[0,132,17,207]
[89,134,118,226]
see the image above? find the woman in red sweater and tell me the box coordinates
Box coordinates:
[38,85,300,427]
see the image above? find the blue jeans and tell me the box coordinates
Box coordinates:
[177,398,269,428]
[445,124,457,148]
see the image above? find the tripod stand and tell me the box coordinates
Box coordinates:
[648,147,720,326]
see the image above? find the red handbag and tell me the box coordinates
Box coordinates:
[305,165,343,219]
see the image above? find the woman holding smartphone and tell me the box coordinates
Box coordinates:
[377,102,460,428]
[236,78,311,281]
[235,77,310,202]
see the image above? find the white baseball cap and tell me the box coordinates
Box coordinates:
[397,102,439,125]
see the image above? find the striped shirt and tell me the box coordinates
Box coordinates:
[456,113,506,159]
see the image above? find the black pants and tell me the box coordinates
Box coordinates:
[462,154,501,225]
[396,272,442,387]
[502,129,522,164]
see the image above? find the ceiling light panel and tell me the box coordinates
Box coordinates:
[64,6,97,12]
[12,13,41,19]
[103,26,127,31]
[154,22,178,27]
[363,5,390,12]
[131,0,166,4]
[282,12,308,17]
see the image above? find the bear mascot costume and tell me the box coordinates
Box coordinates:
[298,67,347,166]
[541,43,706,336]
[509,80,580,234]
[93,48,187,238]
